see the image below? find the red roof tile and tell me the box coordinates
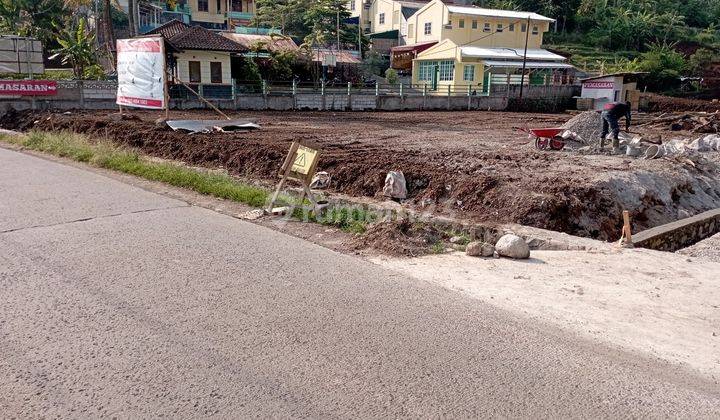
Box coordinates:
[144,20,246,53]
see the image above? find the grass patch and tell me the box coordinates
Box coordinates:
[2,130,269,207]
[430,241,447,254]
[0,130,377,233]
[291,204,379,233]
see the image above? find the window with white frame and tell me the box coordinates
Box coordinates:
[471,20,477,29]
[438,60,454,81]
[424,21,431,35]
[483,22,491,32]
[379,12,385,25]
[408,23,414,37]
[459,19,464,28]
[463,65,474,81]
[418,61,437,81]
[532,25,539,35]
[393,10,399,25]
[350,0,355,11]
[496,23,503,32]
[521,23,527,32]
[509,23,515,31]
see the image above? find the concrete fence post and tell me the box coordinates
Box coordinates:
[321,80,325,96]
[347,81,352,110]
[78,80,85,109]
[231,78,238,110]
[423,84,427,96]
[292,79,297,96]
[399,83,403,97]
[375,83,379,96]
[261,80,267,96]
[447,84,451,96]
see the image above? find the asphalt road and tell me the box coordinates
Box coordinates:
[1,146,719,418]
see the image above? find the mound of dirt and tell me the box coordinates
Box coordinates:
[644,94,720,113]
[353,219,445,257]
[4,108,720,242]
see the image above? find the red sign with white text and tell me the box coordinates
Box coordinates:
[583,81,614,90]
[116,37,166,110]
[0,80,57,96]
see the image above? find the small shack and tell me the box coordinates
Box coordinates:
[579,72,645,111]
[144,20,247,99]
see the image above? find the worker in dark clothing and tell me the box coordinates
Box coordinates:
[600,101,632,153]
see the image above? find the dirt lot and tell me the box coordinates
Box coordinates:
[3,108,720,240]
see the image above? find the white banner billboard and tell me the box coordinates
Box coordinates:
[116,37,166,109]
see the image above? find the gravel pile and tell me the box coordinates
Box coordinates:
[562,111,603,144]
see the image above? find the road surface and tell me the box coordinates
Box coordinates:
[1,146,719,417]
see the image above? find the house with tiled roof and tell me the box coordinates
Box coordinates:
[144,20,247,96]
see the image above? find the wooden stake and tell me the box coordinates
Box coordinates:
[619,210,633,247]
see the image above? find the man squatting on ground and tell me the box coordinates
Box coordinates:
[600,101,632,153]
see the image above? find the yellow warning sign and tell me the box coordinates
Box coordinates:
[291,145,318,175]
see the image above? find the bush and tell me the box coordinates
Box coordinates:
[83,64,107,80]
[361,50,389,77]
[384,68,398,84]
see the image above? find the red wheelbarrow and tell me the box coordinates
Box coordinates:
[519,127,566,150]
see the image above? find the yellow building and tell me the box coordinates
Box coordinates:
[365,0,429,52]
[406,1,572,92]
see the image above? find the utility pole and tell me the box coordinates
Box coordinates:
[357,17,362,58]
[336,8,341,51]
[518,15,530,100]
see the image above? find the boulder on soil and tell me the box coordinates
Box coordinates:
[495,234,530,259]
[466,241,495,257]
[383,171,407,199]
[310,171,331,189]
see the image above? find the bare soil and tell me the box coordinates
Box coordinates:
[3,108,719,241]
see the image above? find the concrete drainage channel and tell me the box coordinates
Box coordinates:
[633,208,720,252]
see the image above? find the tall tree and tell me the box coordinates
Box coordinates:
[0,0,66,44]
[102,0,116,60]
[127,0,136,36]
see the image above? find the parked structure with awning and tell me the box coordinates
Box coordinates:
[460,47,566,61]
[390,41,438,72]
[411,36,577,92]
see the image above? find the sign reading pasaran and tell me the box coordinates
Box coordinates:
[0,80,57,96]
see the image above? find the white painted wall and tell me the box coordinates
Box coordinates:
[175,50,232,84]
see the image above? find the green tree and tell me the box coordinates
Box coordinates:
[0,0,66,45]
[49,17,97,79]
[688,48,719,76]
[255,0,311,37]
[629,42,688,90]
[303,0,351,48]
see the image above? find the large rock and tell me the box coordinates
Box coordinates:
[495,234,530,259]
[466,241,495,257]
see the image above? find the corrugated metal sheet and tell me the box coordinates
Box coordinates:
[461,47,565,61]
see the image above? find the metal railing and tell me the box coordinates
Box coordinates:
[232,80,494,97]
